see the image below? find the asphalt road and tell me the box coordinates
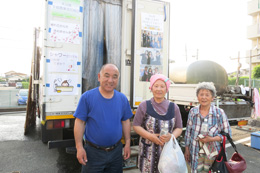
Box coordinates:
[1,112,260,173]
[0,112,81,173]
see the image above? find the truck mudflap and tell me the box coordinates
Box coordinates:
[48,139,75,149]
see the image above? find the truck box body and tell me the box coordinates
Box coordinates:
[39,0,84,143]
[30,0,171,147]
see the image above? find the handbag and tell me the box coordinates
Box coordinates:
[209,132,247,173]
[209,136,228,173]
[221,132,247,173]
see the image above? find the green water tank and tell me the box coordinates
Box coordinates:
[169,60,228,95]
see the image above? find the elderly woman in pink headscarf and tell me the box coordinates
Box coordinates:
[133,74,183,173]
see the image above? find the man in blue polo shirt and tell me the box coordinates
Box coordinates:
[74,63,133,172]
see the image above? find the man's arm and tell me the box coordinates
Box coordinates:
[122,119,131,160]
[74,118,87,165]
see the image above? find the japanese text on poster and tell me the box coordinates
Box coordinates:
[141,13,164,32]
[50,0,81,20]
[48,51,78,73]
[49,20,81,44]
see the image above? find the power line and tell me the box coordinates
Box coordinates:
[0,45,33,50]
[0,37,32,42]
[0,25,37,31]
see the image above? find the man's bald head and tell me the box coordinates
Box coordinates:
[100,64,119,75]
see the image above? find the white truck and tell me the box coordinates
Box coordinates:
[26,0,171,151]
[168,60,253,126]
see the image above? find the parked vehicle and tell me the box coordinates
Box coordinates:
[26,0,170,152]
[17,89,28,105]
[169,60,253,127]
[16,82,23,89]
[0,82,8,87]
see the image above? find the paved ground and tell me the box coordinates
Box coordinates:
[1,111,260,173]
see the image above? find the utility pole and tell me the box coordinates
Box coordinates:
[235,52,241,86]
[196,49,199,60]
[230,49,258,97]
[185,44,188,62]
[249,50,252,95]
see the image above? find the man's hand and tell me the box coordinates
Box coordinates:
[76,146,88,165]
[123,144,131,160]
[74,118,87,165]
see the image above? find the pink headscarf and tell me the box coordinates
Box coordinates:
[149,74,171,92]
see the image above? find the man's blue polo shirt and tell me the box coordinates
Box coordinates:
[74,87,133,147]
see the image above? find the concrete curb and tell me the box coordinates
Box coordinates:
[0,107,26,112]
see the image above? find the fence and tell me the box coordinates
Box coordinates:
[0,89,26,108]
[244,79,260,90]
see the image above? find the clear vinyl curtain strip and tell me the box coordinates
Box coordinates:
[105,2,122,90]
[82,0,105,92]
[82,0,122,92]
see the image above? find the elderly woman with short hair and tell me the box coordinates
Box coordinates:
[184,82,231,173]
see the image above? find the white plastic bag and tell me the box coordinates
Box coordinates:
[158,135,188,173]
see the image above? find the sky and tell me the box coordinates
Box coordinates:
[0,0,251,76]
[0,0,43,76]
[170,0,251,73]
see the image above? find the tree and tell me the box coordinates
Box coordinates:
[253,65,260,78]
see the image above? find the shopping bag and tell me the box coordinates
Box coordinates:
[209,136,228,173]
[158,135,187,173]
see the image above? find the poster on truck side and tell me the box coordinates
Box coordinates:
[48,50,79,73]
[132,0,170,107]
[47,74,78,95]
[48,21,81,44]
[49,0,82,20]
[43,0,83,109]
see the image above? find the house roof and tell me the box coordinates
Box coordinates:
[5,71,16,75]
[5,71,27,77]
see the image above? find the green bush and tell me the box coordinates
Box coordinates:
[228,76,249,85]
[253,65,260,78]
[22,82,29,89]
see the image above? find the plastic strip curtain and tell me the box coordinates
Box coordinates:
[82,0,122,92]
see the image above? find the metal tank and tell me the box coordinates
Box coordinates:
[169,60,228,95]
